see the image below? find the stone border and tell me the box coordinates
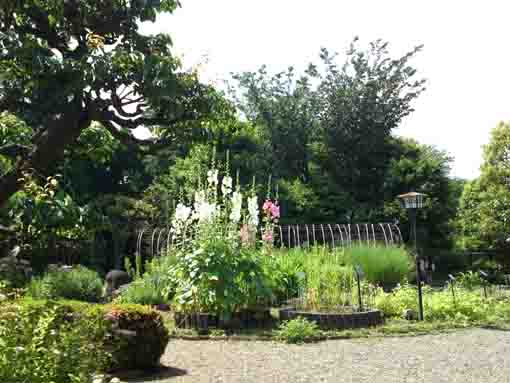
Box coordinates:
[174,310,274,330]
[279,308,384,330]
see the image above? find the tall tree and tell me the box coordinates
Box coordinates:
[316,39,426,219]
[0,0,216,206]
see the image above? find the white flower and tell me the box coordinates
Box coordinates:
[194,190,206,204]
[207,169,219,186]
[175,203,192,223]
[229,191,243,223]
[221,176,233,196]
[194,200,217,222]
[247,195,259,227]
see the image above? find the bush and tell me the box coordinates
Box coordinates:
[103,303,170,370]
[275,317,320,344]
[0,299,110,383]
[347,246,410,288]
[28,265,103,302]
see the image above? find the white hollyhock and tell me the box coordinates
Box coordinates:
[196,201,217,222]
[174,203,191,223]
[229,191,243,223]
[207,169,219,186]
[222,175,233,196]
[247,195,259,227]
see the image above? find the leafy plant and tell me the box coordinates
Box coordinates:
[0,299,110,383]
[27,266,103,302]
[456,271,484,290]
[275,317,320,344]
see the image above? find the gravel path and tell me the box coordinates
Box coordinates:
[137,329,510,383]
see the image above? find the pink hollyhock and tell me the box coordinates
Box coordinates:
[262,200,272,212]
[270,203,280,219]
[262,230,274,243]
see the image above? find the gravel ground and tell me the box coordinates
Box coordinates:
[135,329,510,383]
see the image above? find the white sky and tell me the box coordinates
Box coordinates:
[139,0,510,180]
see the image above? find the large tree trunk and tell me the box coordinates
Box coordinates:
[0,110,91,207]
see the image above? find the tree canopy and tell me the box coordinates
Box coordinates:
[0,0,218,206]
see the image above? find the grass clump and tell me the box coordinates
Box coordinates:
[347,246,410,288]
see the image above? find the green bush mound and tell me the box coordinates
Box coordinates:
[103,303,170,370]
[0,298,170,382]
[27,265,104,302]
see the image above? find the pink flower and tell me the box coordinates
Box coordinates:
[262,200,272,212]
[270,204,280,219]
[262,230,273,243]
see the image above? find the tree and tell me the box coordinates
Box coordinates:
[381,137,460,249]
[231,66,319,182]
[316,39,426,219]
[0,0,217,206]
[458,122,510,250]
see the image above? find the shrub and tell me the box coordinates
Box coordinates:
[103,303,170,370]
[28,265,103,302]
[275,317,320,344]
[347,246,409,288]
[0,299,110,383]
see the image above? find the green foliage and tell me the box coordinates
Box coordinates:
[27,266,103,302]
[171,240,271,318]
[455,271,484,290]
[0,299,170,375]
[383,138,461,249]
[347,246,410,287]
[0,299,110,383]
[316,41,426,214]
[458,122,510,251]
[116,255,177,306]
[275,317,321,344]
[375,283,510,323]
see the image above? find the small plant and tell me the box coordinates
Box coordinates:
[275,317,320,344]
[456,271,484,290]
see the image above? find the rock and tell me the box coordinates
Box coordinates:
[112,283,131,299]
[403,309,418,321]
[105,270,131,297]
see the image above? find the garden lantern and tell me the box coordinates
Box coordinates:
[397,192,426,321]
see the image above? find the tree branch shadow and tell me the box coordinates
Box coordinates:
[115,365,188,382]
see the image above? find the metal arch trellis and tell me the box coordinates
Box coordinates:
[134,222,404,260]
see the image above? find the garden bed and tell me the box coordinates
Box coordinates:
[279,307,384,330]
